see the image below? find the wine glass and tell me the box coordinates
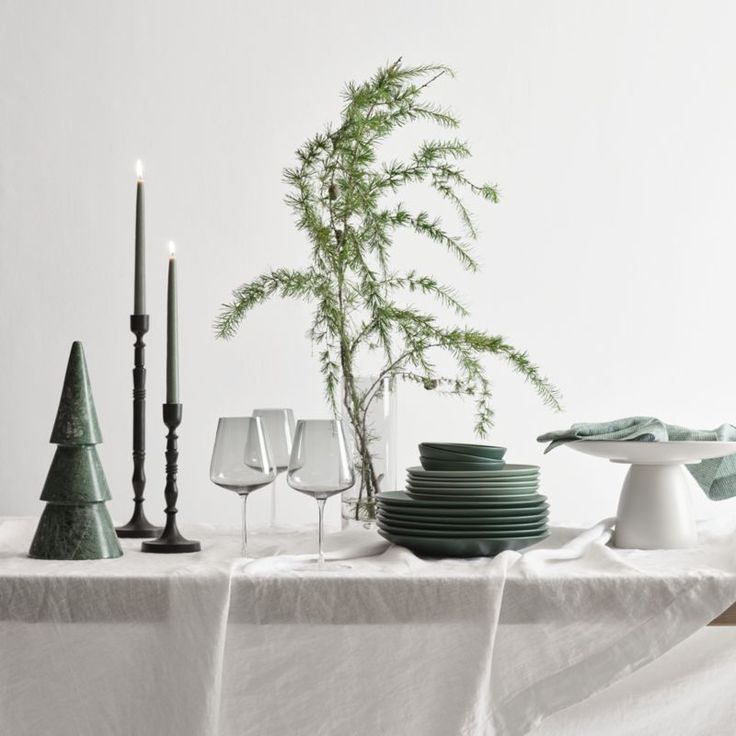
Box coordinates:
[253,408,296,527]
[210,417,276,557]
[287,419,354,569]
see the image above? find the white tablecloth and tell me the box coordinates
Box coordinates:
[2,516,736,736]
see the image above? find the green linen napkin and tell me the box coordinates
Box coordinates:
[537,416,736,501]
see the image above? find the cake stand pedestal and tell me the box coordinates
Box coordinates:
[566,441,736,549]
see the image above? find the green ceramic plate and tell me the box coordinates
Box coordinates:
[405,490,544,503]
[405,483,538,496]
[407,464,539,479]
[420,443,507,460]
[378,491,547,508]
[377,529,549,557]
[378,502,549,518]
[406,475,538,487]
[420,458,505,471]
[380,507,550,522]
[378,520,548,538]
[377,514,548,533]
[407,476,538,487]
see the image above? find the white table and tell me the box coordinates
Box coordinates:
[2,516,735,736]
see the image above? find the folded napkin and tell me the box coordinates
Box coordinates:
[538,416,736,500]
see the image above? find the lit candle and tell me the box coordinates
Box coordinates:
[134,160,146,314]
[166,241,179,403]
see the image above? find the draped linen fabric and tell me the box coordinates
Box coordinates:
[1,516,735,736]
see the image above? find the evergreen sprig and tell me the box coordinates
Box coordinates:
[216,59,560,512]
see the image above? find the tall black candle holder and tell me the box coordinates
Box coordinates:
[117,314,162,538]
[141,403,201,553]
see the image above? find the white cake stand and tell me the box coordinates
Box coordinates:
[566,441,736,549]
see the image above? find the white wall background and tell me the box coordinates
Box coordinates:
[2,0,736,531]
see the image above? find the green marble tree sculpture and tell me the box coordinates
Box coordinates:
[29,341,123,560]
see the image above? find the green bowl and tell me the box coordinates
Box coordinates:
[420,443,507,460]
[377,529,549,557]
[419,445,507,462]
[420,458,505,472]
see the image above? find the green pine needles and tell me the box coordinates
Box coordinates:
[216,59,560,517]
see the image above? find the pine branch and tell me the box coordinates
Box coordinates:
[215,268,321,339]
[216,58,560,472]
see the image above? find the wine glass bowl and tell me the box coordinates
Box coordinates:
[210,416,276,557]
[253,408,296,526]
[253,408,296,471]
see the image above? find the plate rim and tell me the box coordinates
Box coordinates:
[379,528,550,542]
[377,523,548,539]
[407,464,539,477]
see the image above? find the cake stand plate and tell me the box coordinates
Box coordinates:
[567,441,736,549]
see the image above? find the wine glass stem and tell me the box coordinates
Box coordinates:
[241,493,249,558]
[317,498,326,570]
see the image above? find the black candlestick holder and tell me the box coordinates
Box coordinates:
[141,403,201,553]
[117,314,162,538]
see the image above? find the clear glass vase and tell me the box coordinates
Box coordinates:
[340,376,397,528]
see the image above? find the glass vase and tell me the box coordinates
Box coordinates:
[340,376,397,528]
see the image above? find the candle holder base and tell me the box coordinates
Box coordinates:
[141,520,200,553]
[140,403,201,554]
[116,513,162,539]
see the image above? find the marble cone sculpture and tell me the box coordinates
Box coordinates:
[29,341,123,559]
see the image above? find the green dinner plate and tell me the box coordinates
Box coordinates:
[380,507,550,523]
[379,504,549,520]
[420,443,507,460]
[378,520,548,538]
[405,483,538,496]
[406,477,539,488]
[377,530,549,557]
[377,514,548,533]
[406,473,539,488]
[378,490,547,508]
[420,458,506,471]
[407,464,539,479]
[405,491,544,503]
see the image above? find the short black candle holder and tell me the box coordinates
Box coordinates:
[117,314,162,539]
[141,403,201,554]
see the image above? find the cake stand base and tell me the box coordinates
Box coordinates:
[615,463,695,549]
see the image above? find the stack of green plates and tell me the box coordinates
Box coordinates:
[376,462,548,557]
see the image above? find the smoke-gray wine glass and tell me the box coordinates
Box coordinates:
[286,419,354,569]
[210,416,276,557]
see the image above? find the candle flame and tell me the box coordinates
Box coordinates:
[136,159,144,180]
[168,240,176,258]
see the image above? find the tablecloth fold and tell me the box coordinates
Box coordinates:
[2,516,736,736]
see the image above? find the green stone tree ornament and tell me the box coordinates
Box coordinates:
[29,341,123,560]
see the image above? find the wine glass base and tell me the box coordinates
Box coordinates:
[291,559,351,572]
